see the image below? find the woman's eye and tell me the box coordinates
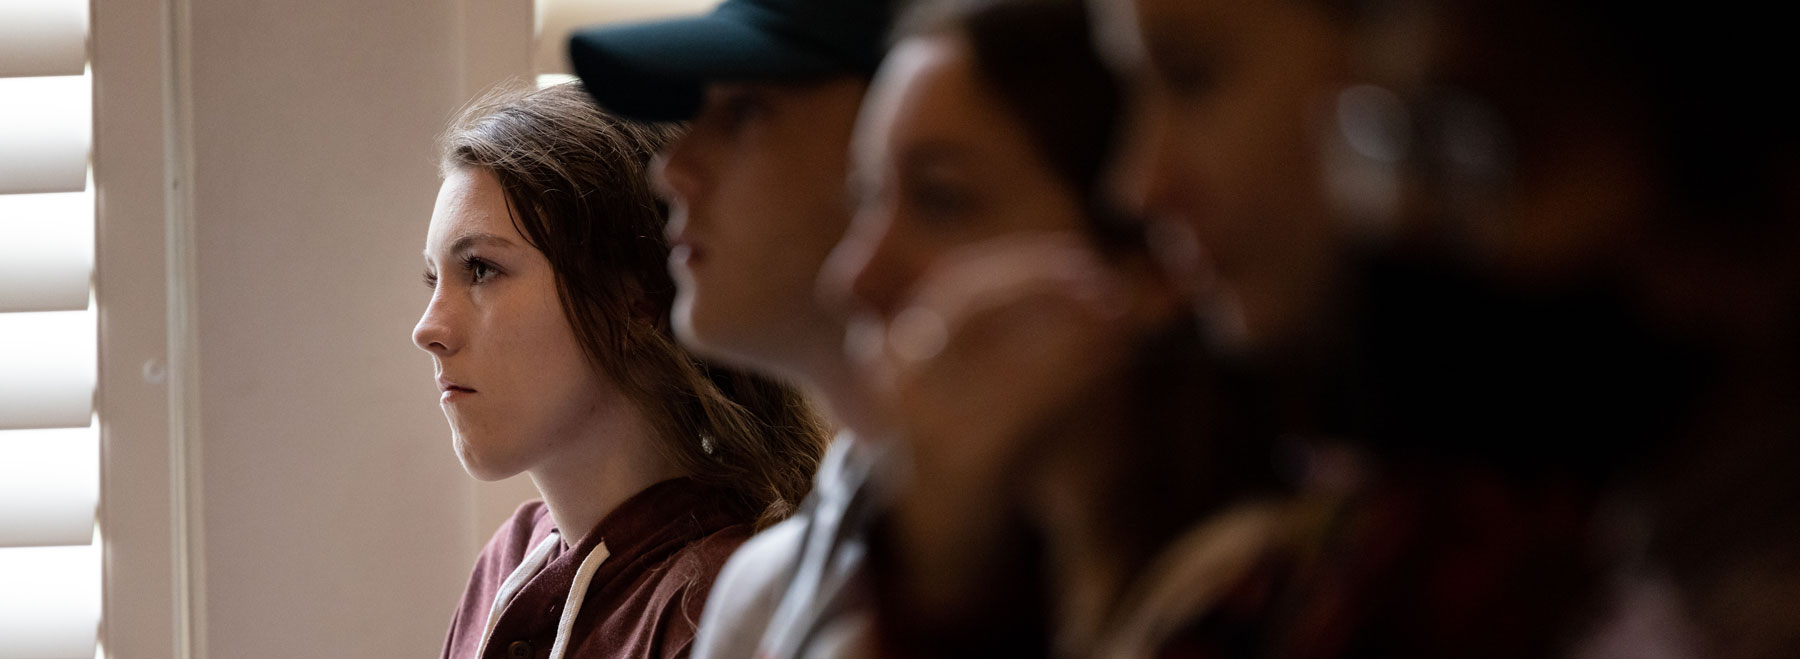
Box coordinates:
[1166,69,1217,98]
[908,179,973,220]
[423,271,438,289]
[465,257,499,284]
[1158,53,1220,99]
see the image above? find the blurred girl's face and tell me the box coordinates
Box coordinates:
[826,33,1087,319]
[1095,0,1348,354]
[413,167,620,481]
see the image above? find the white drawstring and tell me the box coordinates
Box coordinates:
[476,532,563,659]
[548,541,611,659]
[474,533,612,659]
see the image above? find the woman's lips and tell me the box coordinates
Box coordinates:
[437,377,476,402]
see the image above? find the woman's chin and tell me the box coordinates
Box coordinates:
[453,435,523,482]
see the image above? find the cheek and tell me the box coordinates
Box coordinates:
[1190,86,1333,246]
[1156,103,1224,193]
[712,156,829,262]
[710,168,846,301]
[709,154,771,209]
[1016,184,1090,235]
[509,294,600,396]
[489,290,601,430]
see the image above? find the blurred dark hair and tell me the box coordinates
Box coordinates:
[1299,0,1800,473]
[1344,0,1798,238]
[441,83,832,530]
[898,0,1145,252]
[1328,6,1800,656]
[1561,0,1796,234]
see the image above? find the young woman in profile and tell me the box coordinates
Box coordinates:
[415,83,831,659]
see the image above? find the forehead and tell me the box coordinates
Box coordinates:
[680,77,869,160]
[858,35,1014,158]
[1088,0,1145,61]
[1096,0,1286,56]
[1089,0,1206,47]
[426,167,519,249]
[700,77,869,121]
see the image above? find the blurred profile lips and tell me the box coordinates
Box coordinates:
[669,239,705,267]
[665,204,706,267]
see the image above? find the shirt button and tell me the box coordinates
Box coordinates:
[506,640,532,658]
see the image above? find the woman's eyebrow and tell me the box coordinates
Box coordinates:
[901,140,974,172]
[448,231,517,255]
[422,231,518,262]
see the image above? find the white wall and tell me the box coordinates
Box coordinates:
[180,0,530,655]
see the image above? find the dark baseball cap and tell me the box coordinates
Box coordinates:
[568,0,892,122]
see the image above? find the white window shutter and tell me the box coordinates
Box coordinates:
[0,425,98,547]
[1,1,101,656]
[0,310,95,430]
[0,542,102,658]
[0,74,92,195]
[0,0,87,78]
[0,191,93,313]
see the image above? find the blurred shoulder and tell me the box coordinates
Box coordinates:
[689,517,811,659]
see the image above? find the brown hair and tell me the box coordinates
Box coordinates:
[441,82,832,529]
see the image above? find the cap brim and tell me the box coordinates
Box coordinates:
[569,13,849,122]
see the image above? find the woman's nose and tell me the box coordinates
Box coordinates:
[412,292,459,356]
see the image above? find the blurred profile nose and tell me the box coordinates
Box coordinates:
[651,138,707,211]
[1107,97,1177,220]
[820,205,914,321]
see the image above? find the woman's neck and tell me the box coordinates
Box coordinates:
[528,403,684,547]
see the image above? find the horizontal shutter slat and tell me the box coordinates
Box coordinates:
[0,425,97,548]
[0,191,92,313]
[0,75,91,195]
[0,0,87,78]
[0,310,95,430]
[0,543,101,659]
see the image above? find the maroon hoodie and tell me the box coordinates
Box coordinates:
[442,479,751,659]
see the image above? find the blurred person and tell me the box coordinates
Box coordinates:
[417,83,831,659]
[1088,0,1800,656]
[564,1,898,657]
[820,1,1285,656]
[825,0,1214,654]
[834,0,1799,655]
